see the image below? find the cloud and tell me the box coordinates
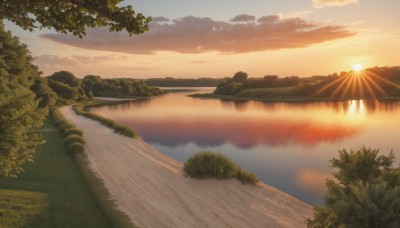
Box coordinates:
[34,55,123,67]
[312,0,359,8]
[230,14,256,22]
[41,15,355,55]
[151,16,170,23]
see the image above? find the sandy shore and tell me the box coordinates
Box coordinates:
[61,106,313,228]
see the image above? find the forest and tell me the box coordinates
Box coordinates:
[145,77,223,87]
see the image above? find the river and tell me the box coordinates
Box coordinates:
[90,88,400,204]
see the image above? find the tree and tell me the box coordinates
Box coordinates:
[31,77,58,107]
[0,0,151,37]
[1,0,150,177]
[307,147,400,227]
[0,23,46,177]
[233,71,248,82]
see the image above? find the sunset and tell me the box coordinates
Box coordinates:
[4,0,400,78]
[1,1,400,227]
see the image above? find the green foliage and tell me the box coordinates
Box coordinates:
[45,71,93,104]
[307,147,400,227]
[49,107,86,156]
[0,120,114,227]
[215,71,300,96]
[0,23,46,177]
[73,104,137,138]
[0,189,48,227]
[233,71,248,82]
[62,128,83,137]
[184,151,259,184]
[67,143,85,154]
[211,67,400,99]
[48,71,80,87]
[330,147,395,186]
[65,135,85,146]
[30,77,58,107]
[82,75,163,98]
[0,0,151,37]
[145,77,223,87]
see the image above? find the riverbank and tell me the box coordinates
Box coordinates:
[190,93,400,102]
[60,106,312,227]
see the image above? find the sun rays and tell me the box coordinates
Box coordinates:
[312,68,400,99]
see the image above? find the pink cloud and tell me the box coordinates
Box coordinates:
[312,0,359,8]
[41,15,355,54]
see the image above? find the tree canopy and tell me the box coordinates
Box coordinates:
[307,147,400,227]
[0,0,151,37]
[0,23,46,177]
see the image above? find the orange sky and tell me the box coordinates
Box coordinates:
[4,0,400,78]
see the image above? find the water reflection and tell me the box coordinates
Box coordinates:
[129,118,360,148]
[90,91,400,204]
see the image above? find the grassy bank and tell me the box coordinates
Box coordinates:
[0,189,47,227]
[0,120,109,228]
[50,107,133,228]
[73,103,137,138]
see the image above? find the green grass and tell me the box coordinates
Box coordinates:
[0,189,47,227]
[50,107,133,227]
[73,104,137,138]
[184,151,259,184]
[0,120,109,228]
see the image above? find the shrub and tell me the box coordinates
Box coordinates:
[63,128,83,137]
[67,143,85,154]
[65,135,85,146]
[184,151,259,184]
[236,169,260,184]
[307,147,400,227]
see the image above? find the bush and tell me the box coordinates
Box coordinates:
[236,169,260,184]
[184,151,259,184]
[50,107,86,156]
[306,147,400,227]
[64,135,85,146]
[67,143,85,154]
[63,128,83,137]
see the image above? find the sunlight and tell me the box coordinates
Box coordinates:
[313,67,399,100]
[352,64,363,72]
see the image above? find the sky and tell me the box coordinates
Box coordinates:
[4,0,400,78]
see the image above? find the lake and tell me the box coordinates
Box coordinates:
[90,88,400,204]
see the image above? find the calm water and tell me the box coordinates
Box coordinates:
[90,88,400,204]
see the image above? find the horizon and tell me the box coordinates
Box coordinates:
[4,0,400,78]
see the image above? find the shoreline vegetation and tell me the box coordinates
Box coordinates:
[189,68,400,102]
[189,93,400,102]
[73,102,137,138]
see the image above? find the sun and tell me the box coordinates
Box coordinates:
[352,64,363,72]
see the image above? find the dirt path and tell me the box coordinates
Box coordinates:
[61,106,312,228]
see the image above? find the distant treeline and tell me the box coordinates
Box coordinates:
[32,71,163,108]
[213,66,400,99]
[145,77,224,87]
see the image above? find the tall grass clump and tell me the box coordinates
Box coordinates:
[63,128,83,137]
[49,107,86,156]
[184,151,259,184]
[67,143,85,154]
[65,135,85,145]
[73,104,136,138]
